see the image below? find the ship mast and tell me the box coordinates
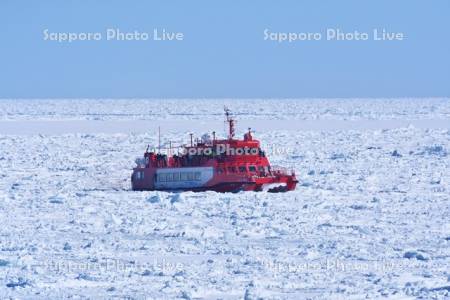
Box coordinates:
[158,126,161,153]
[224,107,235,140]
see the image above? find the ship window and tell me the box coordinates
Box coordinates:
[217,168,224,174]
[173,173,180,181]
[228,166,236,173]
[248,166,256,172]
[258,166,265,172]
[187,172,194,180]
[239,166,247,173]
[136,171,144,180]
[195,172,201,180]
[180,172,187,180]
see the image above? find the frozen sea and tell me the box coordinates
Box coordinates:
[0,99,449,299]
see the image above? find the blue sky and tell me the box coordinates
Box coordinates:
[1,0,449,98]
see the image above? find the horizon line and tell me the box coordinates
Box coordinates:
[0,97,449,101]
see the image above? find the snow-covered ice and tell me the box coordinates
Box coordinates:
[0,98,449,121]
[0,99,449,299]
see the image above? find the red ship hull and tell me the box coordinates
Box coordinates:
[132,165,297,193]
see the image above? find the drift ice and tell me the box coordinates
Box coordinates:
[131,108,297,192]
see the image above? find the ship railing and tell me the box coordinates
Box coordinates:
[135,157,147,168]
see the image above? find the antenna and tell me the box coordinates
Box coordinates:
[224,106,235,139]
[189,133,193,147]
[158,126,161,153]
